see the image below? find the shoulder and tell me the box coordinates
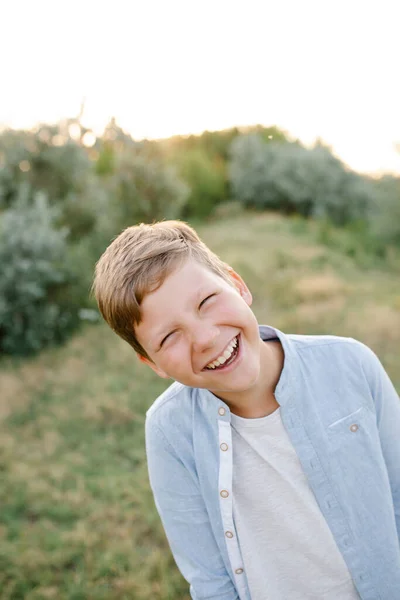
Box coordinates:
[288,332,370,358]
[145,381,197,432]
[145,383,210,466]
[287,332,377,376]
[283,333,385,412]
[146,380,190,418]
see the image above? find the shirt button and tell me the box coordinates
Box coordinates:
[235,568,244,574]
[350,424,359,432]
[225,530,234,538]
[218,407,226,416]
[220,443,229,451]
[220,490,229,498]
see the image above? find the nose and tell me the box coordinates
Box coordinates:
[191,322,219,354]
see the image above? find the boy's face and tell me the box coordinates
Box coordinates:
[135,258,265,401]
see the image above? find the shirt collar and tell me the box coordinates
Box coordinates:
[258,324,297,405]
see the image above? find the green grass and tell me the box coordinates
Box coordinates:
[1,210,400,599]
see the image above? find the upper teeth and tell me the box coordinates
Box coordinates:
[206,337,238,369]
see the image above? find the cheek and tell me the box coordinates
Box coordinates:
[215,299,251,321]
[160,342,190,372]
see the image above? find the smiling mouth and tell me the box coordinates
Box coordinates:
[203,335,240,371]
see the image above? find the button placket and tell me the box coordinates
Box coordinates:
[218,418,246,598]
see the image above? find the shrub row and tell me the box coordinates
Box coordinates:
[229,133,400,253]
[0,121,399,355]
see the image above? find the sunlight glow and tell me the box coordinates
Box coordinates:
[82,132,96,147]
[19,160,30,172]
[1,0,399,176]
[68,124,81,140]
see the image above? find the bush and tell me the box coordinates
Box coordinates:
[0,125,91,209]
[367,175,400,249]
[229,135,374,225]
[57,174,111,242]
[0,190,80,355]
[229,134,283,210]
[109,150,189,228]
[177,148,227,218]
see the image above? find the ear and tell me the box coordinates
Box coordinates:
[226,266,253,306]
[137,354,170,379]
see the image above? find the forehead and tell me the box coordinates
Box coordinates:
[145,259,222,310]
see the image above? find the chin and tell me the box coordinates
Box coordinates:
[239,370,261,390]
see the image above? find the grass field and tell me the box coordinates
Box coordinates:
[1,211,400,599]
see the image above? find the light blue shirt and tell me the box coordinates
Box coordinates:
[145,326,400,599]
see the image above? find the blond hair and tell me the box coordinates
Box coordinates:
[92,220,232,358]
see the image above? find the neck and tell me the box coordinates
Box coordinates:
[217,339,284,418]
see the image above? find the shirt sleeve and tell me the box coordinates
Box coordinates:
[358,341,400,539]
[145,417,239,600]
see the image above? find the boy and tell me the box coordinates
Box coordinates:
[93,220,400,600]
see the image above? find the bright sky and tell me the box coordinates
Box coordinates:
[1,0,399,175]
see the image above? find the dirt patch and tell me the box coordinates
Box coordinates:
[290,245,325,262]
[347,304,400,344]
[294,272,347,302]
[0,372,29,421]
[297,296,346,322]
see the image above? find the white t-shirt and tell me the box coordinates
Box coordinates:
[231,407,360,600]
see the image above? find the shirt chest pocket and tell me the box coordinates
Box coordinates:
[326,406,378,455]
[325,405,392,499]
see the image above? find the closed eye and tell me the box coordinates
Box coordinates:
[160,330,176,348]
[159,294,216,348]
[199,294,215,309]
